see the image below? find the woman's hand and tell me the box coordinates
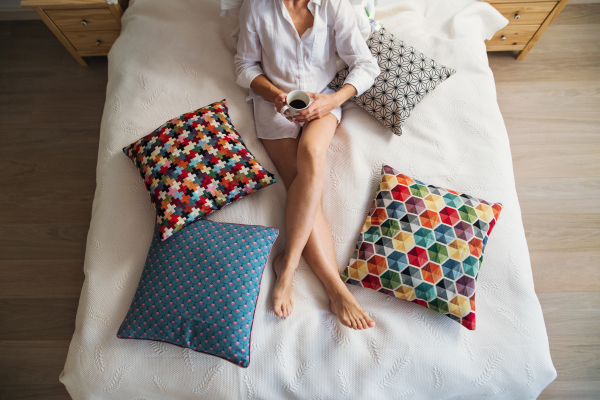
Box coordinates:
[274,92,290,118]
[294,92,341,123]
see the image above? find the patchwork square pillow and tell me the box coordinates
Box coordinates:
[341,166,502,330]
[124,99,277,241]
[328,26,456,136]
[117,219,278,368]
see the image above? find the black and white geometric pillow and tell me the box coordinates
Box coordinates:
[328,26,456,136]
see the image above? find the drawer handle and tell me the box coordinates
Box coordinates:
[501,35,506,41]
[514,13,520,20]
[96,40,102,46]
[81,19,87,26]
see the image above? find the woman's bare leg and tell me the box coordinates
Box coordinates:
[268,114,338,317]
[262,119,375,329]
[305,205,375,330]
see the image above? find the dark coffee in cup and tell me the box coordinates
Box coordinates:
[289,99,307,109]
[280,90,312,117]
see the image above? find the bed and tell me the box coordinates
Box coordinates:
[59,0,557,398]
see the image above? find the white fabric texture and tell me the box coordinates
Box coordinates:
[236,0,379,140]
[234,0,380,96]
[222,0,379,39]
[59,0,556,399]
[234,0,379,140]
[249,86,341,140]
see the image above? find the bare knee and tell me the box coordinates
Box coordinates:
[297,142,326,176]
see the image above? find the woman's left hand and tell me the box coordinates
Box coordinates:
[294,92,340,123]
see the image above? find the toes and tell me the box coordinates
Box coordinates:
[350,318,358,330]
[365,314,376,327]
[361,311,376,327]
[358,317,368,330]
[356,318,365,330]
[274,305,282,317]
[341,317,352,328]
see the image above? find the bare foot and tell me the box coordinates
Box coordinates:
[272,254,295,317]
[329,287,375,330]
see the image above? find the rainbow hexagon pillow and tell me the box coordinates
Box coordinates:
[341,165,502,330]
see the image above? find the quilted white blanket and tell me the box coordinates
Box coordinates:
[60,0,556,398]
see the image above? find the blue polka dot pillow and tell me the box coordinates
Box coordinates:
[117,219,278,367]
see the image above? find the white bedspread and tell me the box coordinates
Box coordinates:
[60,0,556,398]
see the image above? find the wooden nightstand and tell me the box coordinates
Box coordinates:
[485,0,569,59]
[20,0,128,66]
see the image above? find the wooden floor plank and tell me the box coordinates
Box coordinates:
[31,92,106,125]
[539,292,600,336]
[515,177,600,215]
[552,3,600,25]
[539,380,600,400]
[496,81,600,114]
[503,113,600,145]
[549,335,600,381]
[511,144,600,178]
[489,51,600,83]
[0,186,95,224]
[0,154,98,181]
[0,223,90,260]
[522,214,600,252]
[0,63,108,96]
[0,340,70,385]
[0,299,80,341]
[0,385,72,400]
[0,260,84,299]
[530,25,600,54]
[0,123,101,156]
[532,251,600,293]
[0,93,35,123]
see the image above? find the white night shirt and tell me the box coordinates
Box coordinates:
[234,0,380,140]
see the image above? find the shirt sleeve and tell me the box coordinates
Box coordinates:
[330,0,380,97]
[234,1,264,89]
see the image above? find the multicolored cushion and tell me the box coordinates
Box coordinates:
[117,219,278,367]
[123,99,277,241]
[328,26,455,136]
[341,166,502,330]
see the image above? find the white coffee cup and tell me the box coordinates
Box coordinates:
[280,90,312,118]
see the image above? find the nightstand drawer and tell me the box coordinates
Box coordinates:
[486,24,540,51]
[46,8,120,32]
[491,1,556,24]
[64,30,120,56]
[21,0,128,66]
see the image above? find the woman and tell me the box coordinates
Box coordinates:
[234,0,380,330]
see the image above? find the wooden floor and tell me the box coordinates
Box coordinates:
[0,3,598,399]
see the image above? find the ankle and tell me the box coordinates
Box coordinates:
[280,252,301,269]
[326,281,350,300]
[274,254,297,276]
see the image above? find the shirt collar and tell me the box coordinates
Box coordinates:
[307,0,321,15]
[280,0,322,26]
[282,0,322,7]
